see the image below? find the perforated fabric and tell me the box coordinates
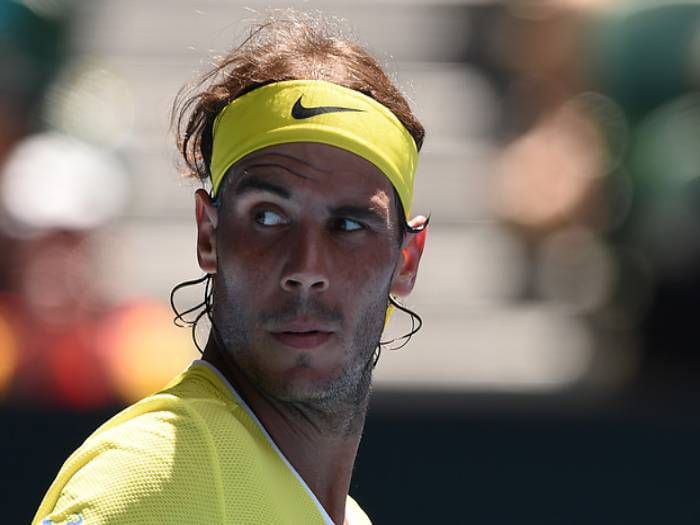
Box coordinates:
[33,361,372,525]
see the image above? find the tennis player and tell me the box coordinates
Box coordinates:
[34,14,427,525]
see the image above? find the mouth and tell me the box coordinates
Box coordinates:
[266,308,341,350]
[271,330,333,349]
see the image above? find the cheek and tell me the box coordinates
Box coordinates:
[332,245,398,302]
[217,223,280,279]
[218,256,275,307]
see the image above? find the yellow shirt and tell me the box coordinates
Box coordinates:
[33,360,371,525]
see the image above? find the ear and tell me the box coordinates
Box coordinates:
[390,215,428,297]
[195,189,218,274]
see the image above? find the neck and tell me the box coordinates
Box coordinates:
[202,336,370,525]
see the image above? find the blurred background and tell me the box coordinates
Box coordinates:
[2,0,699,522]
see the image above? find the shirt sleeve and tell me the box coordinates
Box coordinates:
[33,401,224,525]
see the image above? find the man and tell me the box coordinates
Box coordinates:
[34,15,427,525]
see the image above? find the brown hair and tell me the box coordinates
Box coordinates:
[172,12,425,185]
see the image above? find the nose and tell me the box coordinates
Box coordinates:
[280,229,330,294]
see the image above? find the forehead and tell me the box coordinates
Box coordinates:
[222,142,395,202]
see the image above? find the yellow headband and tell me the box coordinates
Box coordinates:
[210,80,418,214]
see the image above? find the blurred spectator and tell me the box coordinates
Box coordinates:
[0,130,196,408]
[586,2,700,398]
[0,0,70,291]
[0,132,127,407]
[482,0,700,399]
[0,2,195,408]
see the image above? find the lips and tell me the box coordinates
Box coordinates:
[271,331,333,349]
[269,320,335,349]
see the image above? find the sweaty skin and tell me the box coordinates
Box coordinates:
[195,142,427,525]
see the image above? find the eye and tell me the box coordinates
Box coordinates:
[332,218,364,232]
[253,209,288,227]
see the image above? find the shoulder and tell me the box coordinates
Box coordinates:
[33,384,228,524]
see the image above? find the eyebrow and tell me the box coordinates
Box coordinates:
[330,204,388,227]
[233,172,389,226]
[234,177,291,199]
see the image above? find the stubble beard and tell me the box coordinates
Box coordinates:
[212,277,389,436]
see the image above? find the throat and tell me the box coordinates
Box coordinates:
[201,335,369,524]
[279,389,371,439]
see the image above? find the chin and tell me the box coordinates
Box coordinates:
[276,364,342,400]
[277,358,371,408]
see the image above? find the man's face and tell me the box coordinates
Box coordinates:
[198,143,410,407]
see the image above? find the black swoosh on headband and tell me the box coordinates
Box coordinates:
[291,96,364,120]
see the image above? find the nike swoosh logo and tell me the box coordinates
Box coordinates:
[291,96,364,119]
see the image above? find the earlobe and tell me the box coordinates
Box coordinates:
[390,216,428,297]
[195,189,218,274]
